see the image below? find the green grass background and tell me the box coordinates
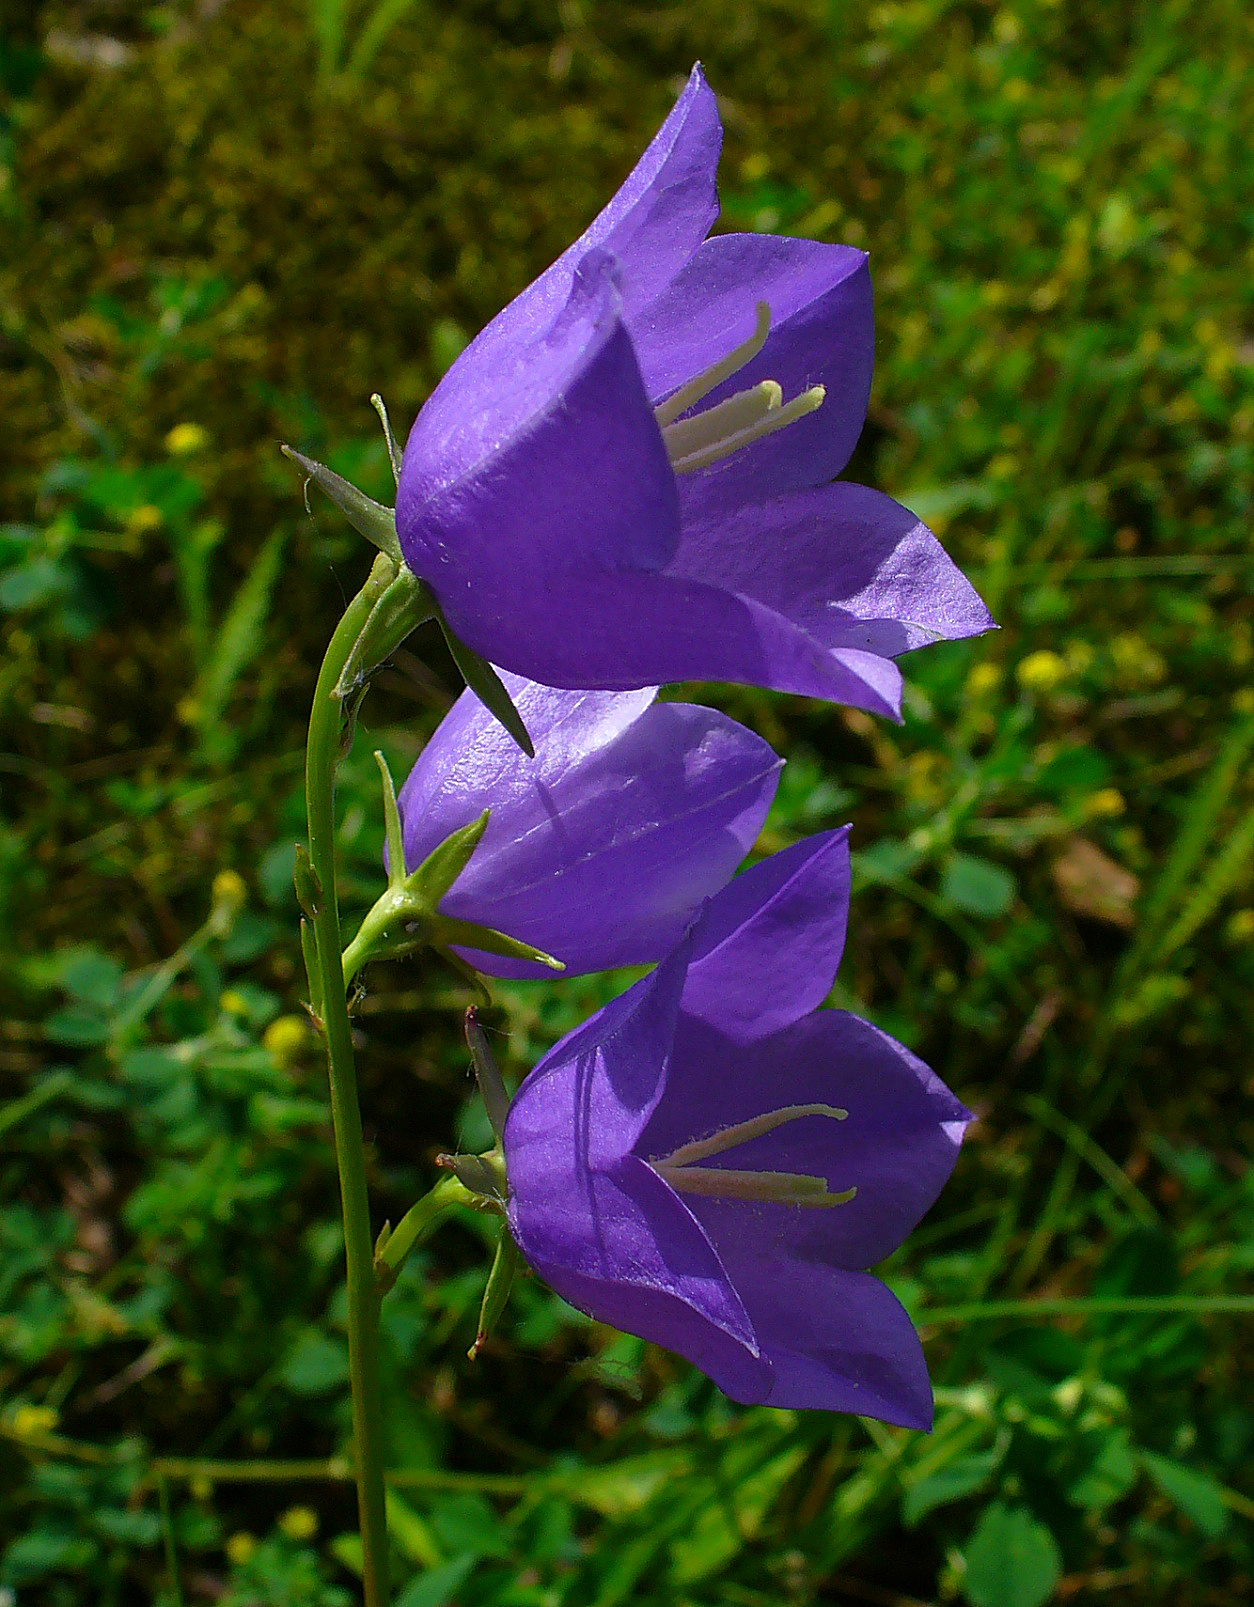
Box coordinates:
[2,1,1252,1603]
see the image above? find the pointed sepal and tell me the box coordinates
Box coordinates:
[437,617,534,757]
[281,445,402,563]
[465,1006,510,1141]
[406,810,490,906]
[469,1228,522,1360]
[370,393,404,486]
[432,916,565,973]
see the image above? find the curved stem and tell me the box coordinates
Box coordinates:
[305,557,395,1607]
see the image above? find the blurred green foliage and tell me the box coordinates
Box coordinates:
[2,0,1252,1603]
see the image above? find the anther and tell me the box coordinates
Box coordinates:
[654,302,772,427]
[667,385,826,476]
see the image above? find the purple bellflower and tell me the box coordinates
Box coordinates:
[396,66,992,719]
[398,671,780,980]
[503,831,972,1426]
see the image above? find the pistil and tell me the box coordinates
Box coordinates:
[653,301,827,477]
[651,1102,856,1210]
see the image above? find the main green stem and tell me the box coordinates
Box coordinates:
[305,558,395,1607]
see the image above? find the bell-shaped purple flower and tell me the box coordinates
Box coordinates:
[503,831,971,1426]
[398,671,780,980]
[397,66,992,719]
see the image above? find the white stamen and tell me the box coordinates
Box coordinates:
[658,1103,848,1169]
[661,381,782,462]
[668,385,826,476]
[657,1165,857,1209]
[653,301,772,427]
[651,1103,854,1210]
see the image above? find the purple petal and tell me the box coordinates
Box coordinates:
[397,251,680,641]
[679,830,853,1041]
[708,1255,934,1428]
[455,566,902,717]
[632,233,873,495]
[505,948,770,1396]
[644,1011,972,1270]
[674,478,995,656]
[399,675,781,978]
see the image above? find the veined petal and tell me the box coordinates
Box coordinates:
[678,830,853,1042]
[649,1012,972,1269]
[455,565,903,717]
[633,233,873,495]
[397,250,681,624]
[711,1257,934,1428]
[675,477,995,655]
[399,674,781,978]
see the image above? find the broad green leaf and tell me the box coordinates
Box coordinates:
[1141,1451,1230,1538]
[904,1447,1003,1525]
[962,1503,1062,1607]
[394,1555,476,1607]
[941,853,1017,918]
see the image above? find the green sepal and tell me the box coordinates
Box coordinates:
[465,1005,510,1141]
[469,1228,522,1360]
[432,915,564,972]
[333,568,435,702]
[437,616,534,757]
[293,843,324,920]
[370,393,403,486]
[281,445,402,564]
[436,1150,506,1205]
[299,918,324,1022]
[374,751,407,890]
[406,810,490,906]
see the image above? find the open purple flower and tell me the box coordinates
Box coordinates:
[503,831,971,1425]
[398,671,780,979]
[397,66,992,719]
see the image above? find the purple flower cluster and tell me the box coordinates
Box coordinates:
[390,67,987,1424]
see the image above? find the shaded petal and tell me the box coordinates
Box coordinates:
[678,830,853,1041]
[644,1011,972,1269]
[505,946,769,1397]
[710,1254,933,1428]
[460,566,903,716]
[632,233,873,495]
[675,478,995,656]
[400,675,781,978]
[397,251,680,628]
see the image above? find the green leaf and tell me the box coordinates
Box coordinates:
[962,1503,1062,1607]
[1069,1429,1138,1512]
[190,526,287,754]
[941,853,1017,918]
[43,1005,110,1046]
[394,1555,476,1607]
[1140,1451,1230,1538]
[280,1330,349,1396]
[904,1447,1004,1525]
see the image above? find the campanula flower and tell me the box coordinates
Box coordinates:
[396,67,992,718]
[503,831,971,1425]
[398,671,780,979]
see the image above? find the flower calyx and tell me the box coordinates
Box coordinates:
[436,1146,508,1214]
[339,754,564,987]
[650,1103,857,1209]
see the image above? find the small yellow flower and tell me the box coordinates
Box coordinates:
[1015,650,1067,694]
[1226,908,1254,942]
[279,1505,319,1542]
[212,870,248,911]
[190,1475,213,1502]
[1233,687,1254,716]
[219,990,249,1017]
[967,662,1002,698]
[1084,788,1126,819]
[264,1015,309,1065]
[226,1532,258,1567]
[165,422,209,456]
[126,505,164,534]
[11,1404,58,1438]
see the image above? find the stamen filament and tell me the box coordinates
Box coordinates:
[657,1165,857,1209]
[670,385,826,476]
[659,1103,848,1169]
[662,381,782,462]
[653,301,772,427]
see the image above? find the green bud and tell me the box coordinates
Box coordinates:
[293,844,324,920]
